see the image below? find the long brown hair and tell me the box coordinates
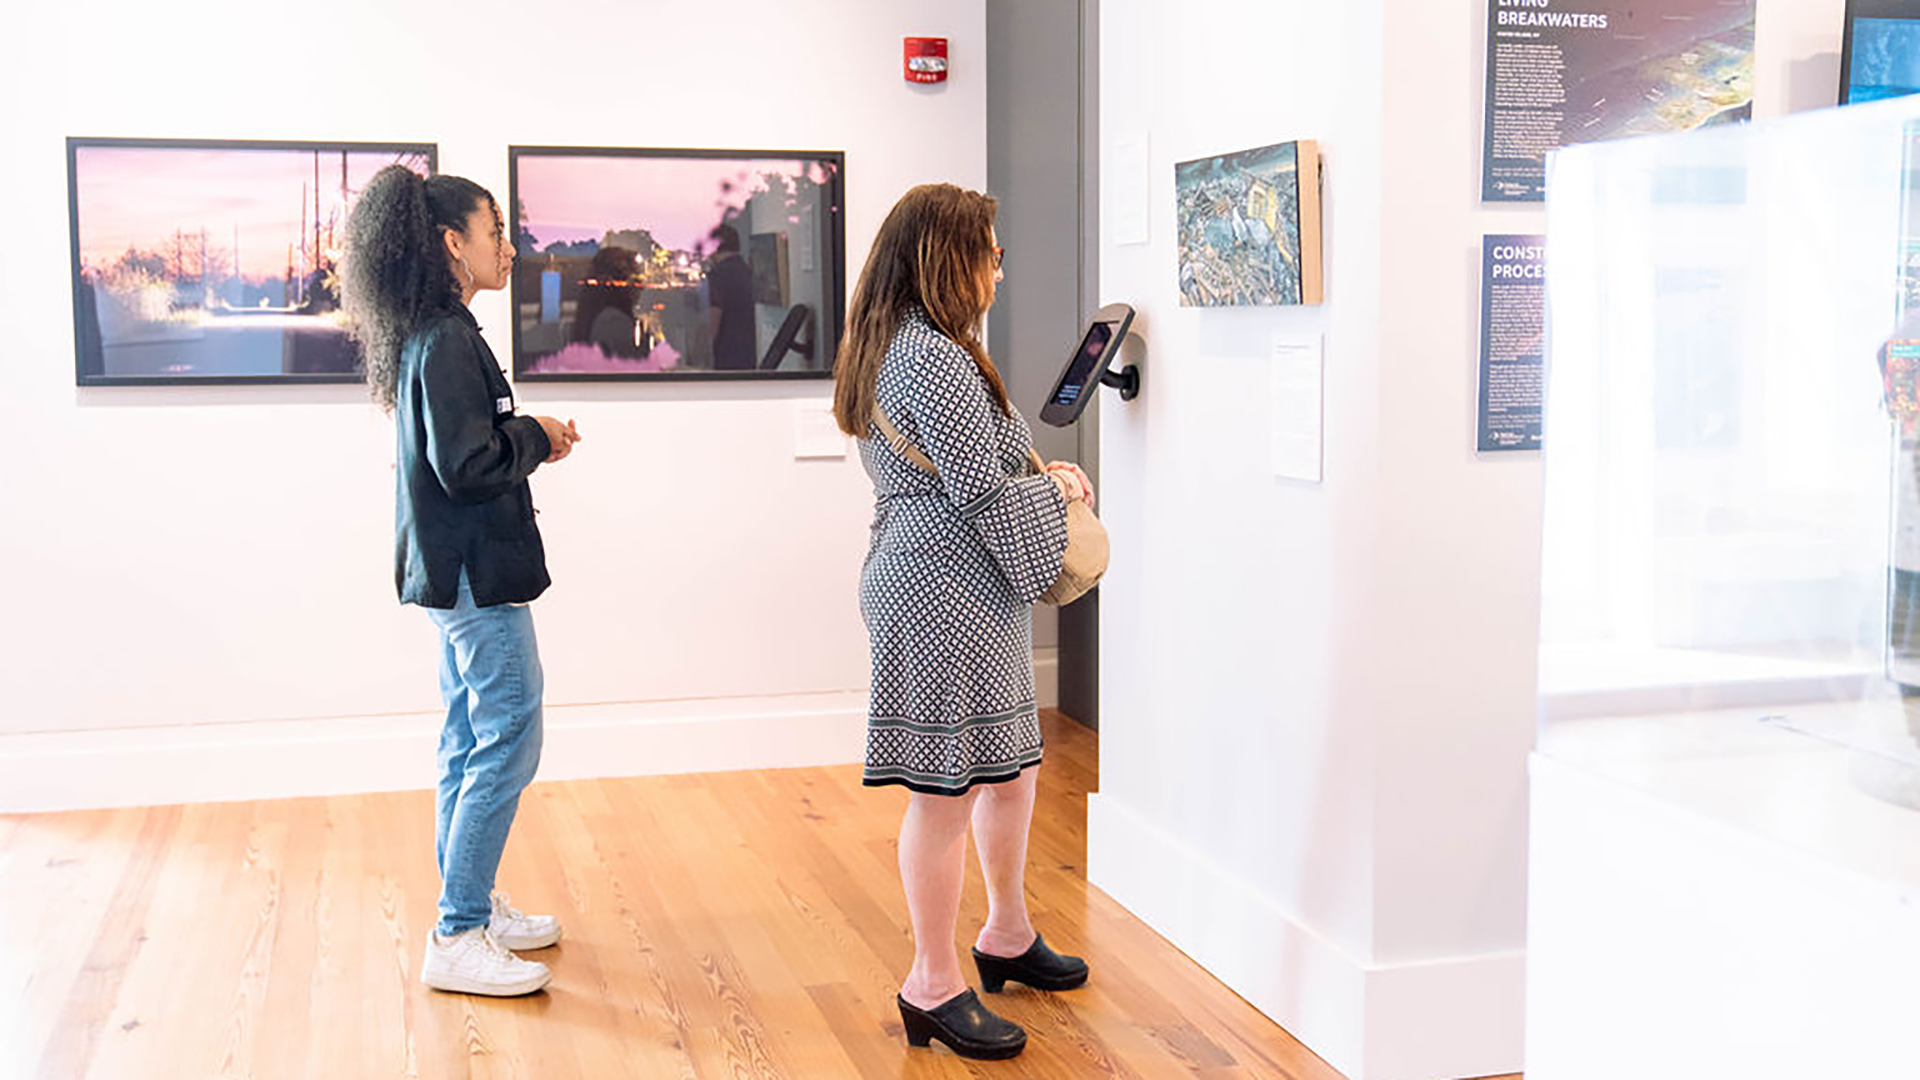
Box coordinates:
[832,183,1010,435]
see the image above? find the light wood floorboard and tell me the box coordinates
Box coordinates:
[0,711,1522,1080]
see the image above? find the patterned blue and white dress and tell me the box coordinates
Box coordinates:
[858,308,1070,796]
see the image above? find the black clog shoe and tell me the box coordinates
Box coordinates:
[972,933,1090,993]
[896,989,1027,1059]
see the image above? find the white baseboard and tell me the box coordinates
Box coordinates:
[1088,793,1525,1080]
[0,691,869,814]
[1035,646,1059,710]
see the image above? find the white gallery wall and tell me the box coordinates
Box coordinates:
[1090,0,1847,1078]
[1091,0,1397,1074]
[0,0,986,810]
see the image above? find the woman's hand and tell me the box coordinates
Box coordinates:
[536,416,582,463]
[1044,460,1094,510]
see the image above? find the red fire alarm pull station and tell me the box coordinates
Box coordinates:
[904,37,949,83]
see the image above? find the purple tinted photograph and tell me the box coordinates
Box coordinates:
[68,138,435,386]
[508,147,844,380]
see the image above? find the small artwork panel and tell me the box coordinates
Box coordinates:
[1175,140,1322,307]
[68,138,435,385]
[750,231,790,307]
[509,147,844,380]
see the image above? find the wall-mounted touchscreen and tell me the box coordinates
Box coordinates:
[1040,303,1135,426]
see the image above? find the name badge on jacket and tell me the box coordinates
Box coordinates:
[496,396,513,416]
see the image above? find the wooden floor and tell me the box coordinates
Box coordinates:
[0,711,1522,1079]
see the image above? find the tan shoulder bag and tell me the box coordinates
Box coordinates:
[871,409,1108,606]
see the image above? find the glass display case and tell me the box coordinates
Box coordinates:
[1539,91,1920,849]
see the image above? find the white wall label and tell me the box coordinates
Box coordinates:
[1271,335,1324,483]
[1114,132,1151,246]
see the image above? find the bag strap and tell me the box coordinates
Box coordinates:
[872,407,1048,480]
[871,408,937,474]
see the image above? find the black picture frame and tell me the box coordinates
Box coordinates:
[1840,0,1920,105]
[67,136,438,387]
[506,145,845,383]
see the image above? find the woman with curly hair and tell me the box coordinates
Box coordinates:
[833,183,1094,1060]
[343,165,580,997]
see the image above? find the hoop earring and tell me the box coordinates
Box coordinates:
[454,255,475,288]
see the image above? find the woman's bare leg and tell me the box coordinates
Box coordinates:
[898,787,982,1008]
[970,766,1040,957]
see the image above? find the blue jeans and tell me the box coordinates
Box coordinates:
[426,572,545,936]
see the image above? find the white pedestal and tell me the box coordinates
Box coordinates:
[1527,708,1920,1080]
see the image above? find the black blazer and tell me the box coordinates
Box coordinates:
[394,305,553,608]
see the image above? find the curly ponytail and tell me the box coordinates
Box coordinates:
[342,166,495,411]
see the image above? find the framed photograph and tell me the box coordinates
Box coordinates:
[1175,139,1322,307]
[508,146,845,381]
[67,137,436,386]
[1842,0,1920,104]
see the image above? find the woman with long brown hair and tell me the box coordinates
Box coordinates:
[834,183,1095,1060]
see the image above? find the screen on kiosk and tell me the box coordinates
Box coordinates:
[1053,322,1114,406]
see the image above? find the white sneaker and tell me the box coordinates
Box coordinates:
[489,891,562,950]
[420,926,551,996]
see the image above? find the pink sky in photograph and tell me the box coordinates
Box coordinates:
[517,155,834,255]
[75,146,429,282]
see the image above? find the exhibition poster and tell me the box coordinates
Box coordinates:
[1478,235,1546,452]
[1482,0,1755,202]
